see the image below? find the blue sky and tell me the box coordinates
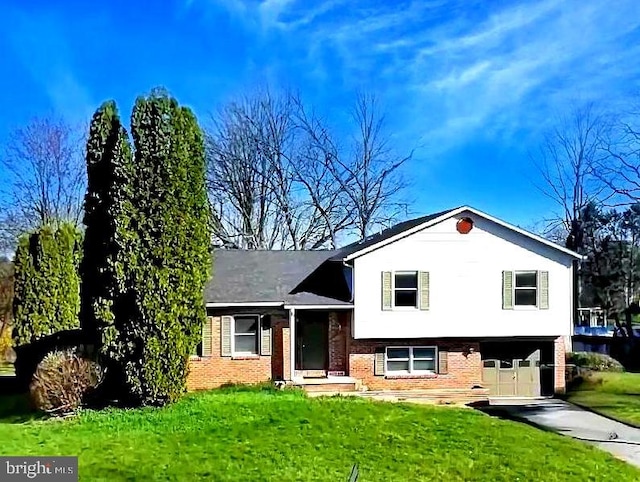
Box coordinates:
[1,0,639,229]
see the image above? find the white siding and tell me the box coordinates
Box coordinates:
[352,212,574,340]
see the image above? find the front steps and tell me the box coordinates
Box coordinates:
[291,379,490,405]
[356,388,490,405]
[292,376,360,394]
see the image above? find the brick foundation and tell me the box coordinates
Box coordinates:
[187,309,559,395]
[349,339,482,391]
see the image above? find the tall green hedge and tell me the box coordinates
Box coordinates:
[12,223,82,346]
[83,91,211,406]
[81,101,134,348]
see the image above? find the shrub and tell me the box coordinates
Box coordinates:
[566,351,625,372]
[29,349,104,416]
[12,223,82,348]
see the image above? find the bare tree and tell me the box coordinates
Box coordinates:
[206,89,411,249]
[342,92,411,239]
[598,104,640,204]
[207,95,285,249]
[0,116,86,249]
[297,92,411,240]
[534,104,609,252]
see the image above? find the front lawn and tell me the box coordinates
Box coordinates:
[1,387,638,481]
[567,371,640,426]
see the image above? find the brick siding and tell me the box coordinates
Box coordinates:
[186,315,285,390]
[349,339,482,391]
[327,312,348,373]
[187,310,559,395]
[554,336,566,394]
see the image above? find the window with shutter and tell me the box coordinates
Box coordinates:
[504,271,550,309]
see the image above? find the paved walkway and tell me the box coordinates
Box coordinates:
[480,398,640,468]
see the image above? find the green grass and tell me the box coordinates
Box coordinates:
[567,371,640,426]
[1,387,637,481]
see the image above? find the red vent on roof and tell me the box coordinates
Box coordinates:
[456,217,474,234]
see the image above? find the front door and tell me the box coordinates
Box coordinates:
[296,316,328,375]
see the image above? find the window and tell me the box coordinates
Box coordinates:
[233,315,260,355]
[514,271,537,306]
[394,272,418,307]
[386,346,436,373]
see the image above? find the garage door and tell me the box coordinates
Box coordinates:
[482,355,541,397]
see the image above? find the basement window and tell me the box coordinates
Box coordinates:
[386,346,436,374]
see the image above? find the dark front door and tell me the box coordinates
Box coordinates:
[297,316,328,373]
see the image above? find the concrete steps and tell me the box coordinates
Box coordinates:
[303,382,358,393]
[292,376,360,393]
[356,388,490,405]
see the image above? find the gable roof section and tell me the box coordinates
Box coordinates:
[205,249,351,306]
[329,208,454,261]
[332,205,583,261]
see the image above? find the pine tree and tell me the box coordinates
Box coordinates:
[83,91,211,405]
[12,223,82,346]
[81,101,134,374]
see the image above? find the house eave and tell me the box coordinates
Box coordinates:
[342,206,583,261]
[205,302,284,308]
[283,304,354,310]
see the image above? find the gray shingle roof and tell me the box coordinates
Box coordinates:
[206,208,459,305]
[205,249,349,305]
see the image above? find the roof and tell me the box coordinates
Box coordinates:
[206,206,583,306]
[205,249,351,306]
[332,205,583,261]
[329,208,454,261]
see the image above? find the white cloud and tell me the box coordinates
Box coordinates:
[190,0,640,155]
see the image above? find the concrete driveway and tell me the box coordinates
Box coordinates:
[479,398,640,468]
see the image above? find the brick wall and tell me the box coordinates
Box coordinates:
[349,339,482,391]
[554,336,566,394]
[328,312,348,373]
[186,315,282,390]
[271,319,289,380]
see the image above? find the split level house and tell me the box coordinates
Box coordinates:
[187,206,581,398]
